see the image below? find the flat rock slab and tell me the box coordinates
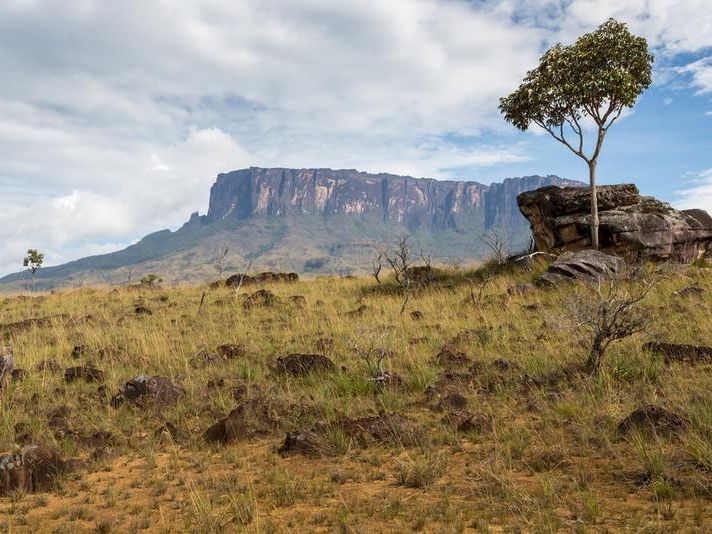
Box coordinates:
[538,250,623,286]
[643,342,712,364]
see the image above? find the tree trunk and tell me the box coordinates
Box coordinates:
[587,337,604,374]
[588,161,600,250]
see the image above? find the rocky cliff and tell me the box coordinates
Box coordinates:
[186,167,580,231]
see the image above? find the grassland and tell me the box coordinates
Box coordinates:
[0,262,710,532]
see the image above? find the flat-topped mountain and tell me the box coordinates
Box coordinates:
[0,168,581,290]
[188,167,578,230]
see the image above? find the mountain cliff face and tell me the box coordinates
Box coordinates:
[188,167,580,231]
[0,167,582,290]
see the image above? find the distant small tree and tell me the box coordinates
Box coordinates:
[140,273,163,288]
[210,241,230,280]
[23,249,44,291]
[500,18,653,250]
[371,245,385,284]
[481,229,510,266]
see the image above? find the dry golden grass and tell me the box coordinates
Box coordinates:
[0,263,710,532]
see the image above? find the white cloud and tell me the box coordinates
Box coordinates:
[678,57,712,93]
[675,169,712,215]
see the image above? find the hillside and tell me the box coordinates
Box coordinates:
[0,168,581,290]
[0,265,709,531]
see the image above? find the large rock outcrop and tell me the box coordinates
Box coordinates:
[517,184,712,262]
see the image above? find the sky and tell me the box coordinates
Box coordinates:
[0,0,711,276]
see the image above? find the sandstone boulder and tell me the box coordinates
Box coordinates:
[518,184,712,262]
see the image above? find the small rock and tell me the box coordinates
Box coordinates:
[111,375,184,408]
[216,344,248,360]
[442,412,492,433]
[344,304,369,318]
[508,283,536,296]
[274,353,336,376]
[673,286,706,298]
[617,405,689,436]
[11,368,28,381]
[71,344,89,359]
[134,305,152,315]
[242,289,278,310]
[64,366,105,383]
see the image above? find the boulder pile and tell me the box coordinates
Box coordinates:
[517,184,712,262]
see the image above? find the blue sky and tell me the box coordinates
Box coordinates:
[0,0,711,275]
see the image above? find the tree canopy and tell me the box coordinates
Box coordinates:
[499,18,653,162]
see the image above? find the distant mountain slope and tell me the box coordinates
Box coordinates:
[0,168,582,290]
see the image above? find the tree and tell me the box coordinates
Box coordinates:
[22,249,44,291]
[499,18,653,250]
[566,271,656,373]
[210,241,230,279]
[140,273,163,288]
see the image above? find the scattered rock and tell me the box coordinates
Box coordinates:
[278,413,418,457]
[492,358,519,372]
[216,343,249,360]
[111,375,185,408]
[0,445,66,495]
[442,412,492,433]
[11,368,27,381]
[36,359,62,373]
[344,304,369,318]
[518,184,712,262]
[538,250,623,286]
[643,342,712,364]
[205,397,279,444]
[274,353,336,376]
[438,391,468,412]
[64,366,105,383]
[288,295,307,308]
[434,347,470,367]
[0,315,68,336]
[672,286,706,298]
[242,289,278,310]
[508,283,536,296]
[617,405,689,436]
[278,431,331,458]
[71,344,89,359]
